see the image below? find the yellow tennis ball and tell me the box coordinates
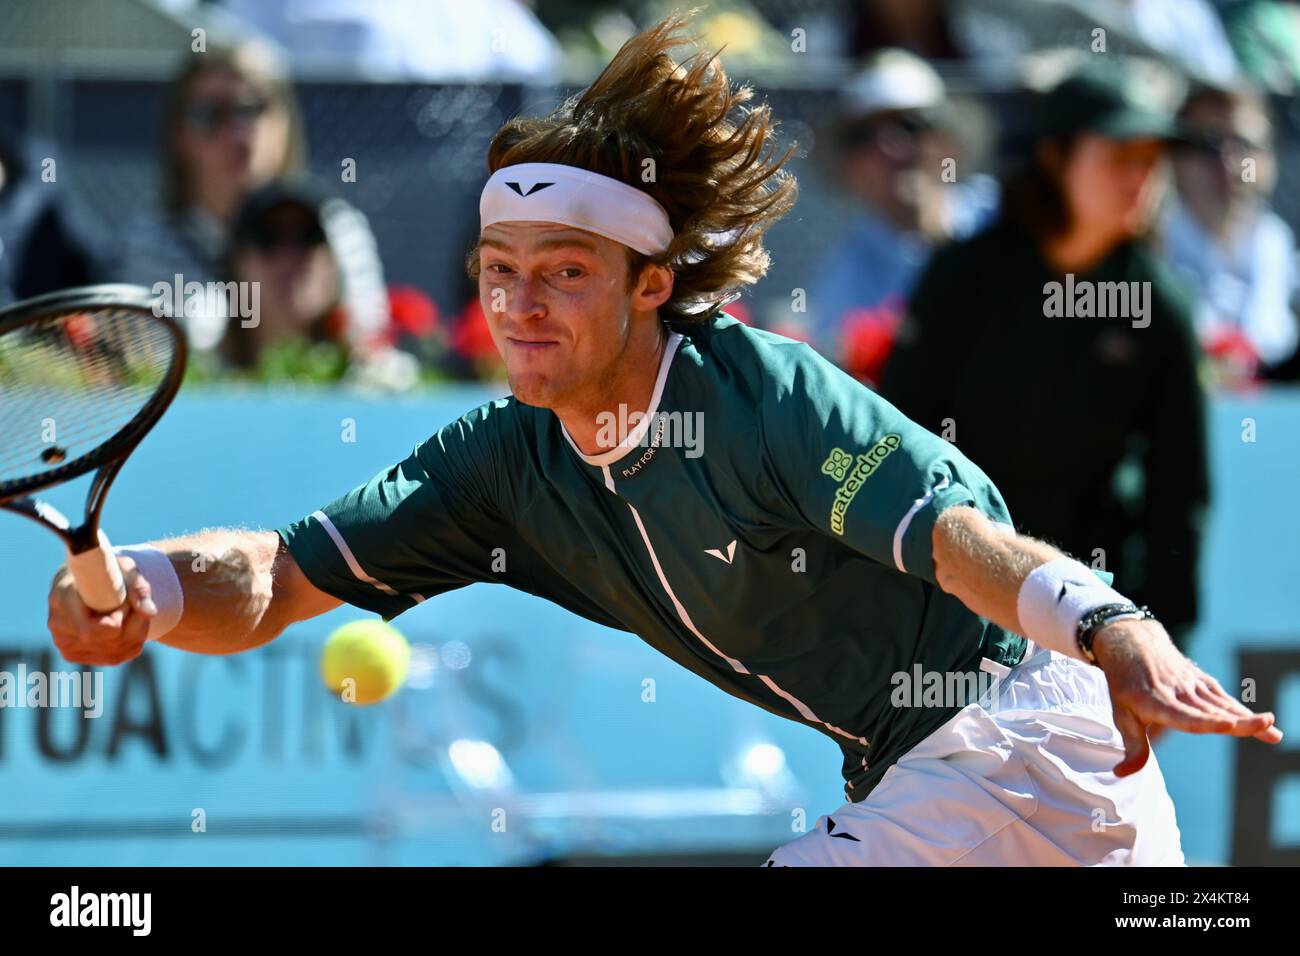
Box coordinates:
[321,619,411,705]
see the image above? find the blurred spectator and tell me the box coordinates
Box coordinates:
[880,61,1209,650]
[805,49,997,382]
[1218,0,1300,93]
[202,179,439,389]
[1162,82,1300,385]
[0,132,115,305]
[115,39,306,349]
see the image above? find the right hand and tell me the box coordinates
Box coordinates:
[47,555,158,666]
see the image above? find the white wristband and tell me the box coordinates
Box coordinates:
[113,545,184,641]
[1015,557,1129,662]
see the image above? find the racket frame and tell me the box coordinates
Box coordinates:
[0,284,187,609]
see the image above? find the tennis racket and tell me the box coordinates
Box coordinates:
[0,284,186,612]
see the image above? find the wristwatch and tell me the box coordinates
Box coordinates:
[1076,603,1156,664]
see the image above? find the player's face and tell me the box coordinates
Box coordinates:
[477,222,658,409]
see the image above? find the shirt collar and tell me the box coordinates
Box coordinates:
[559,331,683,467]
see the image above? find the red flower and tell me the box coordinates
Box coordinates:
[1202,323,1262,390]
[387,285,439,339]
[722,299,752,326]
[841,297,905,386]
[63,313,96,351]
[451,299,503,366]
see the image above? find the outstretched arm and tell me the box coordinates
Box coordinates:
[932,505,1282,775]
[47,529,341,666]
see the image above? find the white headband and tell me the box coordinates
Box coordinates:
[480,162,674,256]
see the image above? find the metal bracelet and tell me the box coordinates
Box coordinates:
[1076,604,1155,664]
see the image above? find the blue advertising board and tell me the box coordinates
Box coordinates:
[1,387,1296,864]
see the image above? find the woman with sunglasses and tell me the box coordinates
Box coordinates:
[1163,83,1300,386]
[117,39,306,350]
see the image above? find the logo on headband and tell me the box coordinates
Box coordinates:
[505,181,555,197]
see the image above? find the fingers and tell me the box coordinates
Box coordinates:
[1194,678,1251,718]
[127,570,158,619]
[52,630,147,666]
[1111,704,1151,777]
[1186,669,1283,742]
[1255,722,1285,744]
[46,560,150,667]
[1193,686,1280,741]
[1105,649,1285,742]
[50,615,138,666]
[118,599,152,649]
[1098,625,1286,752]
[1196,676,1279,743]
[1129,686,1279,739]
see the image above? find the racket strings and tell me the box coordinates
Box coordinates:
[0,308,177,487]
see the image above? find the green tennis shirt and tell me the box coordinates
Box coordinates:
[278,314,1028,801]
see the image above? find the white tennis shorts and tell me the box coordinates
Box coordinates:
[764,645,1185,866]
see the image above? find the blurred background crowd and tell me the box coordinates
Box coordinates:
[3,0,1300,392]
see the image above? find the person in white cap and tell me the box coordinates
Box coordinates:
[804,48,998,378]
[47,13,1280,866]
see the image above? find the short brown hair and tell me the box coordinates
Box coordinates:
[466,11,799,322]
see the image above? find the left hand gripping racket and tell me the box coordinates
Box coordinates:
[0,285,186,612]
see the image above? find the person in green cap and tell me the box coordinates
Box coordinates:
[882,60,1210,655]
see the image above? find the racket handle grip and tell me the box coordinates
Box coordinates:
[67,529,127,613]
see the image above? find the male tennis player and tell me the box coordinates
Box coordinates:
[47,16,1280,865]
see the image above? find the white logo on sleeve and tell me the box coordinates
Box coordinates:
[704,540,738,564]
